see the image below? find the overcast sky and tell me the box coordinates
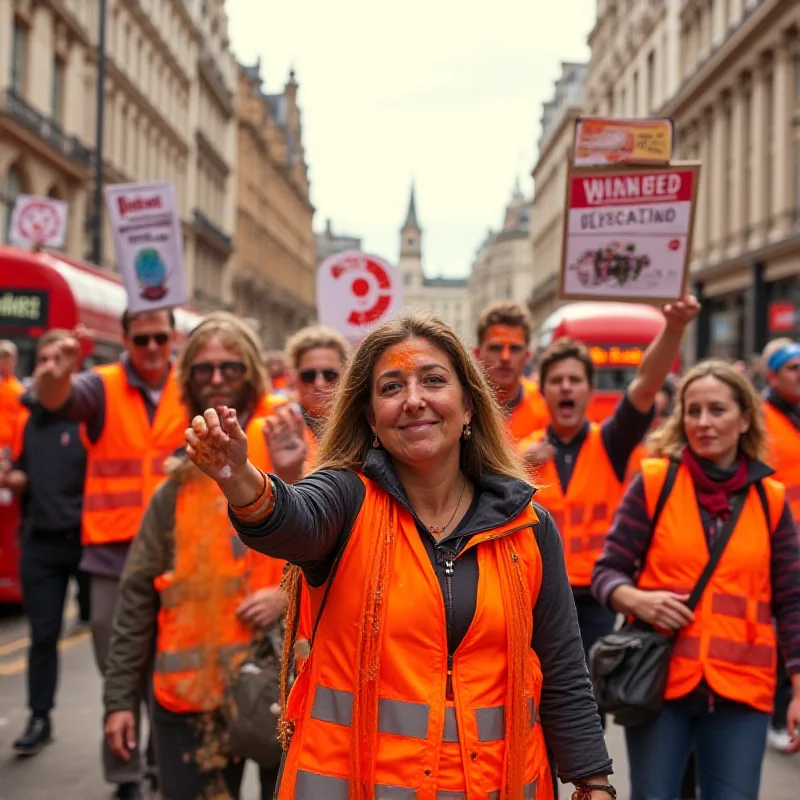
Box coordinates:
[227,0,596,278]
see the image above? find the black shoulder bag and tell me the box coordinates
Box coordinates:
[589,463,749,728]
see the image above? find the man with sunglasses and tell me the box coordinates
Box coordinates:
[33,308,185,800]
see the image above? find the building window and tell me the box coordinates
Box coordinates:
[2,166,24,244]
[11,18,28,95]
[632,71,639,116]
[52,57,66,125]
[646,51,655,112]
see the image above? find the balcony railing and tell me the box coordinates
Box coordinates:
[1,88,93,169]
[194,209,233,250]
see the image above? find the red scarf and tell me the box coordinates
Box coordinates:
[681,446,748,520]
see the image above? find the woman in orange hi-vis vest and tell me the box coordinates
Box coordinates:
[186,313,616,800]
[592,360,800,800]
[103,314,289,800]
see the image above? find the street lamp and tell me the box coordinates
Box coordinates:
[90,0,107,265]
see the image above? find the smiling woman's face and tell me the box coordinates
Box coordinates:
[369,337,471,468]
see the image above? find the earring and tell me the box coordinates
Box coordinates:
[462,422,472,440]
[372,433,380,449]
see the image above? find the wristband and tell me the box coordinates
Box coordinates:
[572,784,617,800]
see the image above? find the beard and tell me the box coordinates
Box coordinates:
[187,384,254,421]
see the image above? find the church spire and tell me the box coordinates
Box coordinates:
[403,182,419,230]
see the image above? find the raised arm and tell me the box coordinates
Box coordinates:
[626,295,699,414]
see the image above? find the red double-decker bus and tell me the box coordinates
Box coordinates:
[0,247,203,604]
[537,301,680,422]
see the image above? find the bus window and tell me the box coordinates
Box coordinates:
[594,367,638,392]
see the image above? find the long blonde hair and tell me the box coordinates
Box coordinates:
[175,311,268,417]
[311,312,530,483]
[648,359,767,461]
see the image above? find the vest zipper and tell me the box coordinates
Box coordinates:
[436,522,534,702]
[435,545,457,700]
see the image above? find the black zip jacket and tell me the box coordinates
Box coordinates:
[231,448,612,784]
[14,390,86,532]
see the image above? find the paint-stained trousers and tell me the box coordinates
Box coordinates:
[90,574,156,787]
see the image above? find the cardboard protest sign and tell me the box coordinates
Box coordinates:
[559,163,701,303]
[573,118,673,167]
[9,195,68,248]
[104,182,187,314]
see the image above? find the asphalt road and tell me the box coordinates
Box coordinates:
[0,604,798,799]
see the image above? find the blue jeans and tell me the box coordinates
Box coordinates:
[625,694,769,800]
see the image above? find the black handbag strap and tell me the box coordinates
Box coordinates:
[685,488,748,612]
[650,458,680,531]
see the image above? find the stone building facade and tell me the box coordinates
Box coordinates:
[233,60,316,349]
[528,64,587,342]
[579,0,800,359]
[469,181,534,341]
[398,186,469,342]
[0,0,238,311]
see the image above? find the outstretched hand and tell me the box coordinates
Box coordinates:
[185,407,249,482]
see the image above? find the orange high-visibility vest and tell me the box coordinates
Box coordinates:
[81,364,186,546]
[0,376,24,453]
[625,442,650,483]
[507,378,549,443]
[764,401,800,524]
[521,424,621,588]
[276,476,553,800]
[152,470,285,714]
[638,458,783,713]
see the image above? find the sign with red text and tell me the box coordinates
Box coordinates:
[560,163,700,303]
[316,250,403,343]
[104,181,187,314]
[9,195,68,248]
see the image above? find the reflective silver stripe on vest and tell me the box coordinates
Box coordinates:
[159,576,246,609]
[155,643,247,673]
[310,686,353,727]
[530,696,539,725]
[442,707,459,742]
[476,704,505,742]
[295,770,348,800]
[293,771,536,800]
[378,697,430,739]
[376,785,418,799]
[489,779,537,800]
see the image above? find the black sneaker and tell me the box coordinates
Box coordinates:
[114,783,142,800]
[12,715,52,755]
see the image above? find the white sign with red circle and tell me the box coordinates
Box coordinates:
[316,250,404,342]
[9,195,68,248]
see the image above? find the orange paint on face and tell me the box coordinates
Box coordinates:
[485,325,526,360]
[385,345,424,374]
[485,325,526,347]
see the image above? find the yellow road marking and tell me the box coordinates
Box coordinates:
[0,636,29,657]
[0,630,90,677]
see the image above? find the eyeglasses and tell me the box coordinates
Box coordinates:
[298,368,340,385]
[131,332,170,347]
[190,361,247,383]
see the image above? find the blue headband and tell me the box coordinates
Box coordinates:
[767,342,800,372]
